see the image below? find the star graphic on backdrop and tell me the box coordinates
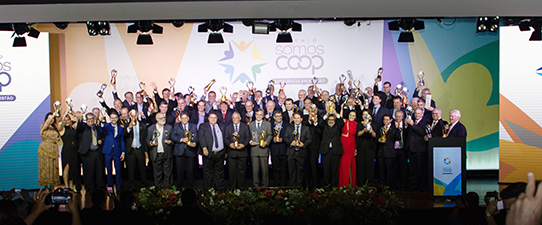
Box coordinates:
[219,40,267,84]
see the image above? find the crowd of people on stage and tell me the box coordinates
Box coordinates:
[38,75,468,194]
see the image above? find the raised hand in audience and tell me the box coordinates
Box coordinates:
[506,172,542,225]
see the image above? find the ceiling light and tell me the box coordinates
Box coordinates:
[127,21,163,45]
[9,23,39,47]
[271,19,302,43]
[476,16,499,33]
[198,20,233,44]
[387,18,424,42]
[54,22,69,30]
[87,21,110,36]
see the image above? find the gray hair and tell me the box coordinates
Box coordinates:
[450,109,461,118]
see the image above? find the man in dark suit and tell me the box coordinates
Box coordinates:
[369,93,387,130]
[283,112,312,188]
[147,113,174,189]
[264,100,277,124]
[240,100,256,125]
[413,86,436,109]
[389,96,406,121]
[211,101,234,127]
[375,113,399,187]
[100,111,125,190]
[149,101,176,126]
[317,108,344,187]
[270,110,289,187]
[406,107,429,191]
[447,109,467,138]
[224,112,251,189]
[171,113,198,188]
[416,98,432,123]
[249,109,273,187]
[373,81,394,109]
[187,100,209,129]
[282,98,296,124]
[393,110,409,190]
[77,113,105,193]
[294,89,307,110]
[124,111,148,192]
[99,98,123,116]
[134,92,150,124]
[302,98,323,188]
[198,112,226,190]
[151,83,178,116]
[426,108,448,139]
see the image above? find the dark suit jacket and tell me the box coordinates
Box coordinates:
[123,121,148,155]
[212,108,234,127]
[389,108,406,121]
[99,99,118,116]
[224,123,251,158]
[240,109,256,125]
[376,124,400,158]
[429,119,448,138]
[100,123,125,156]
[113,91,137,111]
[186,106,208,127]
[407,119,427,153]
[447,121,467,138]
[269,122,289,156]
[369,104,388,129]
[197,122,225,157]
[171,122,198,157]
[153,92,178,116]
[317,115,345,155]
[373,84,394,109]
[147,123,173,161]
[282,110,295,124]
[283,123,312,157]
[77,123,103,155]
[413,88,436,108]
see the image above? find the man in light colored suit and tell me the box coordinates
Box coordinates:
[100,111,125,191]
[249,109,272,187]
[147,113,173,189]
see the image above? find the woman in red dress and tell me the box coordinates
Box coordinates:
[338,111,358,187]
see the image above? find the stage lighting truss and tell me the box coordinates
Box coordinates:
[127,21,163,45]
[476,16,499,33]
[0,23,40,47]
[87,21,110,36]
[270,19,302,43]
[388,18,424,42]
[198,20,233,44]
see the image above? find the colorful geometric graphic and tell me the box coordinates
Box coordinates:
[218,40,267,84]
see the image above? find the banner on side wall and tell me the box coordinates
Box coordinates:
[0,31,51,190]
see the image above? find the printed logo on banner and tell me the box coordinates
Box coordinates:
[275,39,324,75]
[219,40,267,84]
[0,55,16,102]
[443,157,451,165]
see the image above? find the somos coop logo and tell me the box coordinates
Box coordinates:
[0,55,15,102]
[219,40,267,84]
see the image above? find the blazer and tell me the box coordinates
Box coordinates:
[240,109,256,125]
[413,88,436,108]
[269,122,289,156]
[407,119,427,153]
[77,123,103,155]
[369,104,388,129]
[375,124,400,158]
[153,92,178,116]
[282,110,295,124]
[197,122,225,157]
[123,121,148,155]
[248,120,273,157]
[429,119,448,138]
[147,123,173,161]
[447,121,467,138]
[171,122,198,157]
[149,112,176,126]
[317,115,345,156]
[283,123,312,157]
[113,91,137,111]
[373,84,394,109]
[101,123,125,156]
[224,123,251,158]
[187,106,209,127]
[389,108,406,121]
[211,108,234,127]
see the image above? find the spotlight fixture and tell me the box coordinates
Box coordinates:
[54,22,69,30]
[86,21,110,36]
[198,20,233,44]
[270,19,302,43]
[127,21,163,45]
[388,18,424,42]
[476,16,499,33]
[343,19,356,26]
[527,18,542,41]
[172,21,184,28]
[5,23,40,47]
[253,22,270,34]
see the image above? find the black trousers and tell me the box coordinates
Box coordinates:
[153,153,172,189]
[227,156,247,189]
[81,150,105,191]
[356,150,375,186]
[271,155,288,187]
[303,147,319,188]
[203,150,226,190]
[175,155,195,188]
[394,148,409,189]
[321,151,341,187]
[126,147,147,191]
[377,154,395,187]
[288,153,305,188]
[409,152,428,191]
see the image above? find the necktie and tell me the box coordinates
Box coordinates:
[212,125,219,148]
[432,120,437,128]
[235,124,238,133]
[91,126,97,146]
[372,107,377,116]
[114,125,118,137]
[134,122,141,148]
[257,122,260,132]
[222,112,226,120]
[296,125,300,136]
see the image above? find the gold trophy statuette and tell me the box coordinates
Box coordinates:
[205,79,216,92]
[376,67,383,82]
[339,74,346,90]
[279,81,286,94]
[232,132,239,148]
[138,82,146,96]
[220,86,228,102]
[311,77,319,93]
[292,130,300,150]
[110,69,117,85]
[379,126,388,143]
[185,130,192,145]
[259,130,266,147]
[246,113,251,124]
[442,124,450,138]
[168,78,176,96]
[274,126,280,142]
[100,107,107,123]
[309,105,317,124]
[53,101,61,117]
[246,81,254,95]
[129,109,137,127]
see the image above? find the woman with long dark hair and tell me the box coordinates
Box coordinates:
[38,112,61,187]
[58,110,81,191]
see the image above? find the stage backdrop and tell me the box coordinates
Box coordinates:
[36,19,497,171]
[0,31,50,191]
[499,26,542,183]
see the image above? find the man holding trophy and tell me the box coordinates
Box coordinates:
[283,112,312,188]
[147,113,173,189]
[317,102,344,187]
[171,113,198,188]
[224,112,251,189]
[249,109,272,187]
[405,107,429,192]
[270,110,290,187]
[375,113,399,187]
